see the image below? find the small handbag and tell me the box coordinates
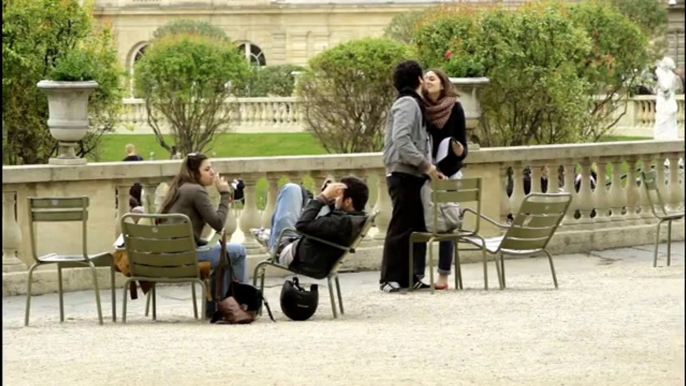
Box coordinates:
[210,232,275,324]
[421,180,462,233]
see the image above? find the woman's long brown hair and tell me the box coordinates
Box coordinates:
[158,153,209,216]
[423,68,460,101]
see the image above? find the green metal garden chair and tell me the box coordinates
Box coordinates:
[253,211,378,319]
[459,193,572,289]
[641,170,684,267]
[409,178,503,293]
[120,213,208,323]
[25,196,116,326]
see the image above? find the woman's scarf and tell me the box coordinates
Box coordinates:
[425,96,456,129]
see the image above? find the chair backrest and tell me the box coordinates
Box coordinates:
[121,213,200,280]
[27,196,89,262]
[500,193,572,252]
[430,178,482,233]
[641,170,668,217]
[328,211,379,275]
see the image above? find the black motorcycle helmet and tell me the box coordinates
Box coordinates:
[280,277,319,321]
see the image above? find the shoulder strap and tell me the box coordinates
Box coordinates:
[261,294,276,322]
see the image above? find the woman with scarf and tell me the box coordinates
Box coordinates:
[422,68,468,290]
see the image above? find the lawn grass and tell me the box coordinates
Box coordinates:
[91,132,328,162]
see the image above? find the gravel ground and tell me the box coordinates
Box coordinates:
[3,243,684,386]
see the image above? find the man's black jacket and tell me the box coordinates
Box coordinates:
[290,194,367,279]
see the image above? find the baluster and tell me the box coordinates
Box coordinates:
[608,159,626,221]
[509,163,526,213]
[373,169,391,241]
[577,158,594,222]
[655,154,669,207]
[238,175,264,254]
[625,157,640,220]
[562,162,578,225]
[530,164,542,193]
[114,184,131,237]
[594,158,611,223]
[3,190,27,272]
[638,156,654,220]
[261,173,281,229]
[310,171,330,195]
[499,165,511,224]
[668,154,683,211]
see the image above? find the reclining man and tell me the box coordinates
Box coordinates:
[267,176,369,279]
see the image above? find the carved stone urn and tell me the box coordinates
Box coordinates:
[37,80,98,165]
[449,77,490,149]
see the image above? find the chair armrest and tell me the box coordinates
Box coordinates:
[462,208,509,229]
[276,227,350,253]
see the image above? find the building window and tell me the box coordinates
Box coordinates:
[130,44,148,97]
[238,43,266,66]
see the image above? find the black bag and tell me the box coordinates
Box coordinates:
[210,233,274,324]
[280,277,319,321]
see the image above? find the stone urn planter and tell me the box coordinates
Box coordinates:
[449,77,490,149]
[37,80,99,165]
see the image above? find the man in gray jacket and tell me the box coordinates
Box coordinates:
[380,60,443,293]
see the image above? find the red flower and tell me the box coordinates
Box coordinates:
[445,51,452,58]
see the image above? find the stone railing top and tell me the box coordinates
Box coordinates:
[2,141,683,185]
[122,97,298,104]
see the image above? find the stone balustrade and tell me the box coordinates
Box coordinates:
[116,97,303,134]
[2,141,684,294]
[116,96,685,137]
[611,95,685,138]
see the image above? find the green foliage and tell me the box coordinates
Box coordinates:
[152,19,230,42]
[297,38,410,153]
[609,0,668,37]
[2,0,125,165]
[239,64,305,97]
[382,9,429,45]
[133,32,250,155]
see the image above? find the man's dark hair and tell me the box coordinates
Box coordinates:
[392,60,423,92]
[341,176,369,212]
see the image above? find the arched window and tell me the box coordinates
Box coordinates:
[237,43,266,66]
[129,44,148,97]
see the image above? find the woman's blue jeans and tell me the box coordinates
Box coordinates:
[437,241,454,275]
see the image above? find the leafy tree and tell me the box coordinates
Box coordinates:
[134,32,250,156]
[296,38,410,153]
[2,0,124,165]
[240,64,305,97]
[153,19,230,42]
[382,9,430,45]
[568,0,651,140]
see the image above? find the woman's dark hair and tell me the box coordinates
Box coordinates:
[340,176,369,212]
[392,60,424,92]
[424,68,460,100]
[159,153,209,215]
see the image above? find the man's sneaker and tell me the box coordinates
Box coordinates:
[380,281,403,293]
[412,281,431,290]
[250,228,270,247]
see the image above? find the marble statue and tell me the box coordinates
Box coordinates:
[654,57,679,140]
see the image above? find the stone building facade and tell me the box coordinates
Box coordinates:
[93,0,684,79]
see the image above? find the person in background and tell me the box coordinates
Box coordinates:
[422,68,467,290]
[158,153,248,317]
[122,144,144,212]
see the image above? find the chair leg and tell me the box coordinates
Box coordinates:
[191,282,198,319]
[654,220,662,267]
[327,277,338,319]
[58,263,65,322]
[545,249,559,289]
[335,276,344,315]
[24,263,39,327]
[110,263,116,322]
[122,279,131,324]
[88,262,104,325]
[409,239,415,292]
[145,290,151,317]
[151,284,157,321]
[499,253,506,290]
[667,220,672,267]
[253,262,267,316]
[480,241,488,290]
[454,242,463,290]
